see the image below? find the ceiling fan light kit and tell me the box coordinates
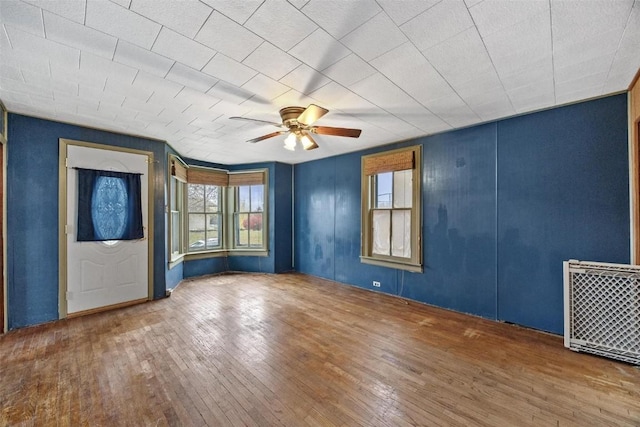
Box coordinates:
[230,104,362,151]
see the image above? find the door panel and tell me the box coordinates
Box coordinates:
[66,145,149,314]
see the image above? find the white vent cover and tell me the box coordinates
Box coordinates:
[564,260,640,365]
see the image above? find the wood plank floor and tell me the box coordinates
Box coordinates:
[1,272,639,426]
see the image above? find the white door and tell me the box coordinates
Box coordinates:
[66,145,149,314]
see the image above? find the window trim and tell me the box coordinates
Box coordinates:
[226,169,269,256]
[166,156,269,266]
[361,145,422,273]
[167,154,187,267]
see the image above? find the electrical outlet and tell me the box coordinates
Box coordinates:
[373,281,381,287]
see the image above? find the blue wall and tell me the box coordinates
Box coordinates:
[294,94,629,334]
[7,114,167,329]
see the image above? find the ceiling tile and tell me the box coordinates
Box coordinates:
[422,27,493,87]
[202,53,257,87]
[349,72,449,132]
[43,11,117,60]
[1,77,53,98]
[554,54,615,85]
[207,81,255,105]
[469,0,548,38]
[499,57,553,93]
[85,0,161,49]
[169,87,221,110]
[422,94,479,128]
[152,27,216,71]
[401,0,474,51]
[377,0,439,26]
[551,0,633,47]
[199,0,263,25]
[245,0,317,51]
[553,28,626,70]
[322,54,376,87]
[133,71,183,99]
[468,91,514,122]
[122,96,165,116]
[105,77,153,102]
[0,0,44,36]
[508,78,555,113]
[114,40,175,78]
[0,63,23,82]
[130,0,212,38]
[241,73,290,101]
[242,42,301,80]
[1,48,51,77]
[278,64,331,94]
[22,69,78,96]
[483,10,551,79]
[555,72,607,98]
[24,0,86,24]
[6,25,80,66]
[454,71,506,105]
[371,43,455,105]
[307,81,380,113]
[271,89,317,109]
[51,61,107,91]
[79,85,125,107]
[300,0,380,39]
[196,11,264,62]
[288,29,351,71]
[109,0,131,7]
[165,63,218,92]
[80,52,138,87]
[340,12,407,61]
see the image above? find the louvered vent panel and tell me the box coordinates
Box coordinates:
[564,260,640,365]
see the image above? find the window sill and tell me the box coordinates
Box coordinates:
[168,254,185,269]
[360,256,423,273]
[183,249,269,261]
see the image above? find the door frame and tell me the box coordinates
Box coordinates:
[58,138,154,319]
[1,103,7,333]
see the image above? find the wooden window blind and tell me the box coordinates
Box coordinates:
[363,150,414,176]
[170,158,187,182]
[187,168,229,186]
[228,171,265,187]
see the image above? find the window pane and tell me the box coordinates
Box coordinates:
[187,184,204,212]
[248,213,263,247]
[205,185,219,212]
[238,186,250,211]
[393,170,412,208]
[236,213,249,247]
[372,210,391,255]
[391,210,411,258]
[375,172,392,208]
[251,185,264,212]
[171,211,180,254]
[188,213,206,251]
[206,213,221,248]
[170,178,177,210]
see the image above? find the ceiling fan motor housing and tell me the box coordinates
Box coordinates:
[279,106,306,130]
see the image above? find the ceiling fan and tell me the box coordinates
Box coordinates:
[230,104,361,151]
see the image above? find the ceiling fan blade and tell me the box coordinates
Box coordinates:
[247,131,288,143]
[301,133,319,150]
[311,126,362,138]
[297,104,329,126]
[229,116,284,128]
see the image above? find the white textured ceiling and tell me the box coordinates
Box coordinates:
[1,0,638,165]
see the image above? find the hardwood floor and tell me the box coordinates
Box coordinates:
[1,273,639,426]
